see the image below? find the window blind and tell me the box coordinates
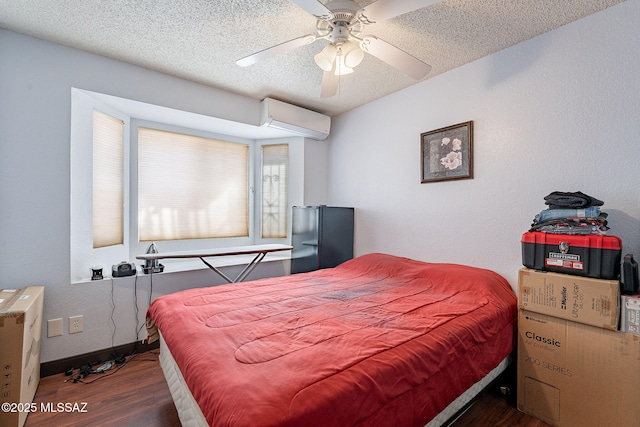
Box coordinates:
[261,144,288,238]
[93,110,124,248]
[138,128,249,241]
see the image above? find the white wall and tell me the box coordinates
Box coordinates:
[0,29,330,362]
[328,1,640,288]
[303,138,331,205]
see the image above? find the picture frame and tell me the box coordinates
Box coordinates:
[420,121,473,183]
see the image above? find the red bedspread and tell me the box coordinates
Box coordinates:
[147,253,516,427]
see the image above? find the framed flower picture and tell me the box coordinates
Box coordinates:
[420,121,473,183]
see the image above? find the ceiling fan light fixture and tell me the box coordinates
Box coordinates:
[341,40,364,68]
[334,54,353,75]
[314,44,337,72]
[239,0,434,98]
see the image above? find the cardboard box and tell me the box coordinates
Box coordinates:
[620,294,640,335]
[518,268,619,330]
[517,310,640,427]
[0,287,44,427]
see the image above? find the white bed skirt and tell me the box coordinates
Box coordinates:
[159,334,209,427]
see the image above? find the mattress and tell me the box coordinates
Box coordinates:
[159,333,510,427]
[147,253,517,426]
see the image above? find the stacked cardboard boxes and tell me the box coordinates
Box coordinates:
[517,269,640,426]
[0,287,44,427]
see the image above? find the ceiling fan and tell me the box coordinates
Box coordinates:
[236,0,440,98]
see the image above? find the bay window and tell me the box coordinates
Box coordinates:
[71,88,299,282]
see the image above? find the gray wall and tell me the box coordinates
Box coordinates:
[0,29,330,362]
[328,1,640,288]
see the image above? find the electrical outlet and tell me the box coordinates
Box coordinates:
[69,315,83,334]
[47,318,63,337]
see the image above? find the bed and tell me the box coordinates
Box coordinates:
[146,253,517,427]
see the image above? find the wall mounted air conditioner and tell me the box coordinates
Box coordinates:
[260,98,331,140]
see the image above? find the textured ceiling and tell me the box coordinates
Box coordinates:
[0,0,626,116]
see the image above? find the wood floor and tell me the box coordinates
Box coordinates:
[26,350,181,427]
[25,349,550,427]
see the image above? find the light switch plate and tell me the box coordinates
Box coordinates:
[47,318,63,337]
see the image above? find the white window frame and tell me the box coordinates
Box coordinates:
[259,143,289,239]
[70,89,303,283]
[129,119,256,259]
[93,109,125,249]
[71,90,131,282]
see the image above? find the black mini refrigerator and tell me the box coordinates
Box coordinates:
[291,206,354,274]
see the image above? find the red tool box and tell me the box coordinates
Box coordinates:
[521,231,621,279]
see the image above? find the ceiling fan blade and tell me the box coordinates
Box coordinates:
[320,69,339,98]
[236,34,317,67]
[359,0,442,24]
[289,0,333,20]
[360,36,432,80]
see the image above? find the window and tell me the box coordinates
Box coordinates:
[92,110,124,248]
[137,128,249,241]
[71,88,304,282]
[261,144,288,238]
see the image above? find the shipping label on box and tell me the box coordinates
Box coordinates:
[518,268,620,330]
[620,294,640,335]
[517,310,640,427]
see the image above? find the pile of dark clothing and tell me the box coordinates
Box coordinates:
[530,191,609,234]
